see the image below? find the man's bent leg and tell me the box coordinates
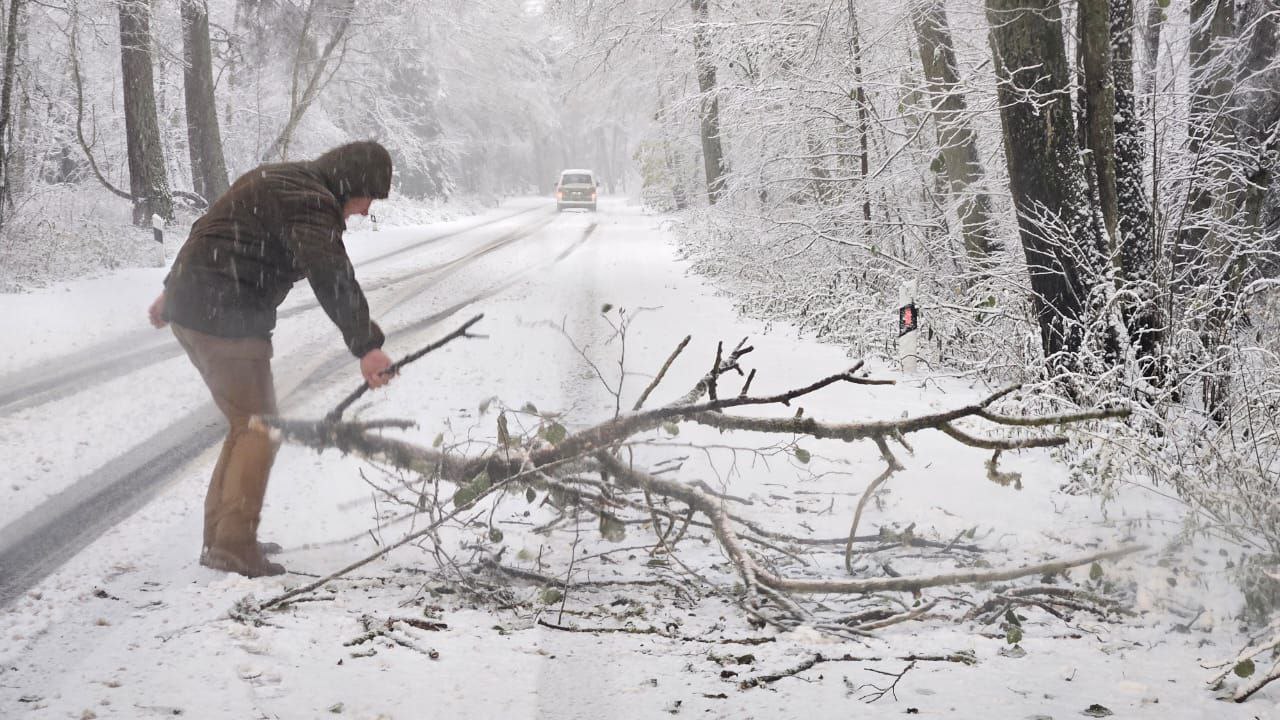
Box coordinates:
[172,325,229,552]
[203,437,235,551]
[171,324,283,577]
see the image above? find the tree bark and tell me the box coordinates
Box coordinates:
[690,0,726,204]
[1140,0,1164,99]
[0,0,24,230]
[1176,0,1235,289]
[181,0,229,203]
[118,0,172,225]
[848,2,871,222]
[1111,0,1163,382]
[986,0,1105,373]
[909,0,998,266]
[1080,0,1120,249]
[1232,0,1280,234]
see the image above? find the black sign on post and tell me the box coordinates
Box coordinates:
[151,214,164,244]
[898,303,919,337]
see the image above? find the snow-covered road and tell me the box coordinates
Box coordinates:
[0,198,1273,718]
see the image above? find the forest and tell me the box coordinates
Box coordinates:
[0,0,1277,710]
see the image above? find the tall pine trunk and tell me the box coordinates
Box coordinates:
[986,0,1106,374]
[181,0,228,203]
[119,0,172,225]
[910,0,998,267]
[690,0,726,204]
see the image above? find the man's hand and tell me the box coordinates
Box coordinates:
[148,292,167,329]
[360,348,394,388]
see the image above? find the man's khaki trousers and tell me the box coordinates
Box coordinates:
[172,324,279,559]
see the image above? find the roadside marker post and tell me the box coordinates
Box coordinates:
[152,213,165,267]
[898,280,920,373]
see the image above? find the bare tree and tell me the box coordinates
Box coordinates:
[691,0,727,203]
[986,0,1106,373]
[846,1,871,222]
[1176,0,1236,292]
[118,0,172,225]
[262,0,354,161]
[0,0,24,230]
[180,0,228,203]
[909,0,997,267]
[1111,0,1162,383]
[1080,0,1120,248]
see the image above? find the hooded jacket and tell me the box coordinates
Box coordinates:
[163,142,392,357]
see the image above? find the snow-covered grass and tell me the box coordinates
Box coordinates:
[0,183,513,294]
[0,185,169,293]
[0,198,1276,717]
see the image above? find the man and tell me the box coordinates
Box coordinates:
[148,141,395,577]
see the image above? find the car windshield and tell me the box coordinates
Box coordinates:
[560,174,593,185]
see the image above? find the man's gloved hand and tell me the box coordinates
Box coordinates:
[360,348,395,388]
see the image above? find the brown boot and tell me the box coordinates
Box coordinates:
[200,546,286,578]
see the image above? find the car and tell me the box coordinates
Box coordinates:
[556,169,599,212]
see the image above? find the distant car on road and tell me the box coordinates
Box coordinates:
[556,169,598,212]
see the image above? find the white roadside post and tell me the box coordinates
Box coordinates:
[151,213,164,266]
[897,280,920,373]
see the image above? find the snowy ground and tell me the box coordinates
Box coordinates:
[0,197,1273,718]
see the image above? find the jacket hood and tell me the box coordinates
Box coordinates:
[313,141,393,200]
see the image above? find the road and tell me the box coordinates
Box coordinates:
[0,201,599,608]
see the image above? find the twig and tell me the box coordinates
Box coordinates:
[633,335,691,411]
[845,437,903,572]
[257,451,583,610]
[739,652,974,690]
[856,660,916,703]
[327,314,485,422]
[536,619,776,645]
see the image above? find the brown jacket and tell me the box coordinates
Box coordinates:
[163,142,392,357]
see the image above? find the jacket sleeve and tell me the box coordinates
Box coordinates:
[281,203,384,357]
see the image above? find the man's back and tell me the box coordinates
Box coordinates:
[162,141,392,357]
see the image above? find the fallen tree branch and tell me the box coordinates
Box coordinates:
[738,651,976,690]
[257,449,590,611]
[599,452,1145,596]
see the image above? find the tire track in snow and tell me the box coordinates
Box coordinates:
[0,205,554,416]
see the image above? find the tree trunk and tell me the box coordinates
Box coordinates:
[690,0,726,204]
[181,0,229,203]
[909,0,998,266]
[1232,0,1280,233]
[1140,0,1164,99]
[1080,0,1120,249]
[1111,0,1163,382]
[1177,0,1236,418]
[119,0,172,225]
[986,0,1105,373]
[1176,0,1235,289]
[0,0,24,230]
[847,1,871,222]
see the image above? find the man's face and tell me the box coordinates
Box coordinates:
[343,196,374,220]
